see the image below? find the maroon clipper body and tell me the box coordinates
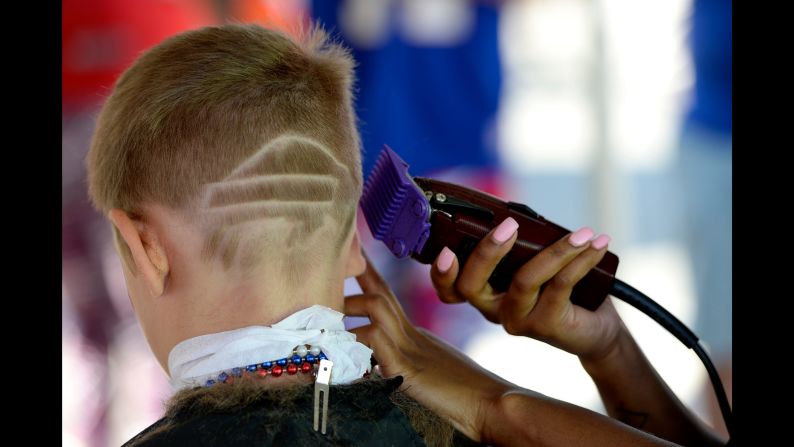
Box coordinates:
[360,145,618,311]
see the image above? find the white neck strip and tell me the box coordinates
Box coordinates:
[168,305,373,392]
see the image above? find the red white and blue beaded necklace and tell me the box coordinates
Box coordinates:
[203,343,328,387]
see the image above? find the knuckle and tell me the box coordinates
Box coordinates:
[471,243,497,263]
[499,306,522,336]
[503,316,532,337]
[512,272,538,296]
[550,244,569,258]
[503,320,521,336]
[550,272,575,289]
[501,306,536,337]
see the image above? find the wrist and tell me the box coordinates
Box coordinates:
[579,323,635,378]
[408,329,517,443]
[481,389,545,446]
[470,380,517,443]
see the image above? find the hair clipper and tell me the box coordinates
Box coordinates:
[360,147,737,440]
[360,145,618,311]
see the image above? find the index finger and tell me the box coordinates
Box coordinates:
[355,250,393,298]
[354,250,410,322]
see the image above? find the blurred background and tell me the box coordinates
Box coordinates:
[62,0,731,445]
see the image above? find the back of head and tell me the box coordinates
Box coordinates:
[87,24,362,285]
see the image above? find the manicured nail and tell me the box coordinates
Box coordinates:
[591,234,611,250]
[437,247,455,273]
[568,227,594,247]
[492,217,519,244]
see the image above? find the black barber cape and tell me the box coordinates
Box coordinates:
[123,376,482,446]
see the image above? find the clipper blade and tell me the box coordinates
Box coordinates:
[360,146,431,258]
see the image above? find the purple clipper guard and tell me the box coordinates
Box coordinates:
[360,145,431,258]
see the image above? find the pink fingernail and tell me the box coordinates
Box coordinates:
[568,227,594,247]
[492,217,519,244]
[591,234,611,250]
[437,247,455,273]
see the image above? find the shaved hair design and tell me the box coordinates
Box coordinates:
[86,24,362,280]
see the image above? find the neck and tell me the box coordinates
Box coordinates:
[148,266,347,372]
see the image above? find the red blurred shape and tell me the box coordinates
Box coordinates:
[62,0,217,108]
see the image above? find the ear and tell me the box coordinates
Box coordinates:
[108,208,170,297]
[344,229,367,278]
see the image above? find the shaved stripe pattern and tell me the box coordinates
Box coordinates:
[199,134,357,271]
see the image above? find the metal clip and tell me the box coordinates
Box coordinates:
[428,192,495,220]
[313,359,333,434]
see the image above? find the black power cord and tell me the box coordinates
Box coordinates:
[610,279,733,441]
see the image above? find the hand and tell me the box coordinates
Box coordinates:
[430,219,626,364]
[345,252,515,442]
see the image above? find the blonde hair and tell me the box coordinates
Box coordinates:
[86,24,362,279]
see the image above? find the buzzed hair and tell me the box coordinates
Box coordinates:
[86,24,362,280]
